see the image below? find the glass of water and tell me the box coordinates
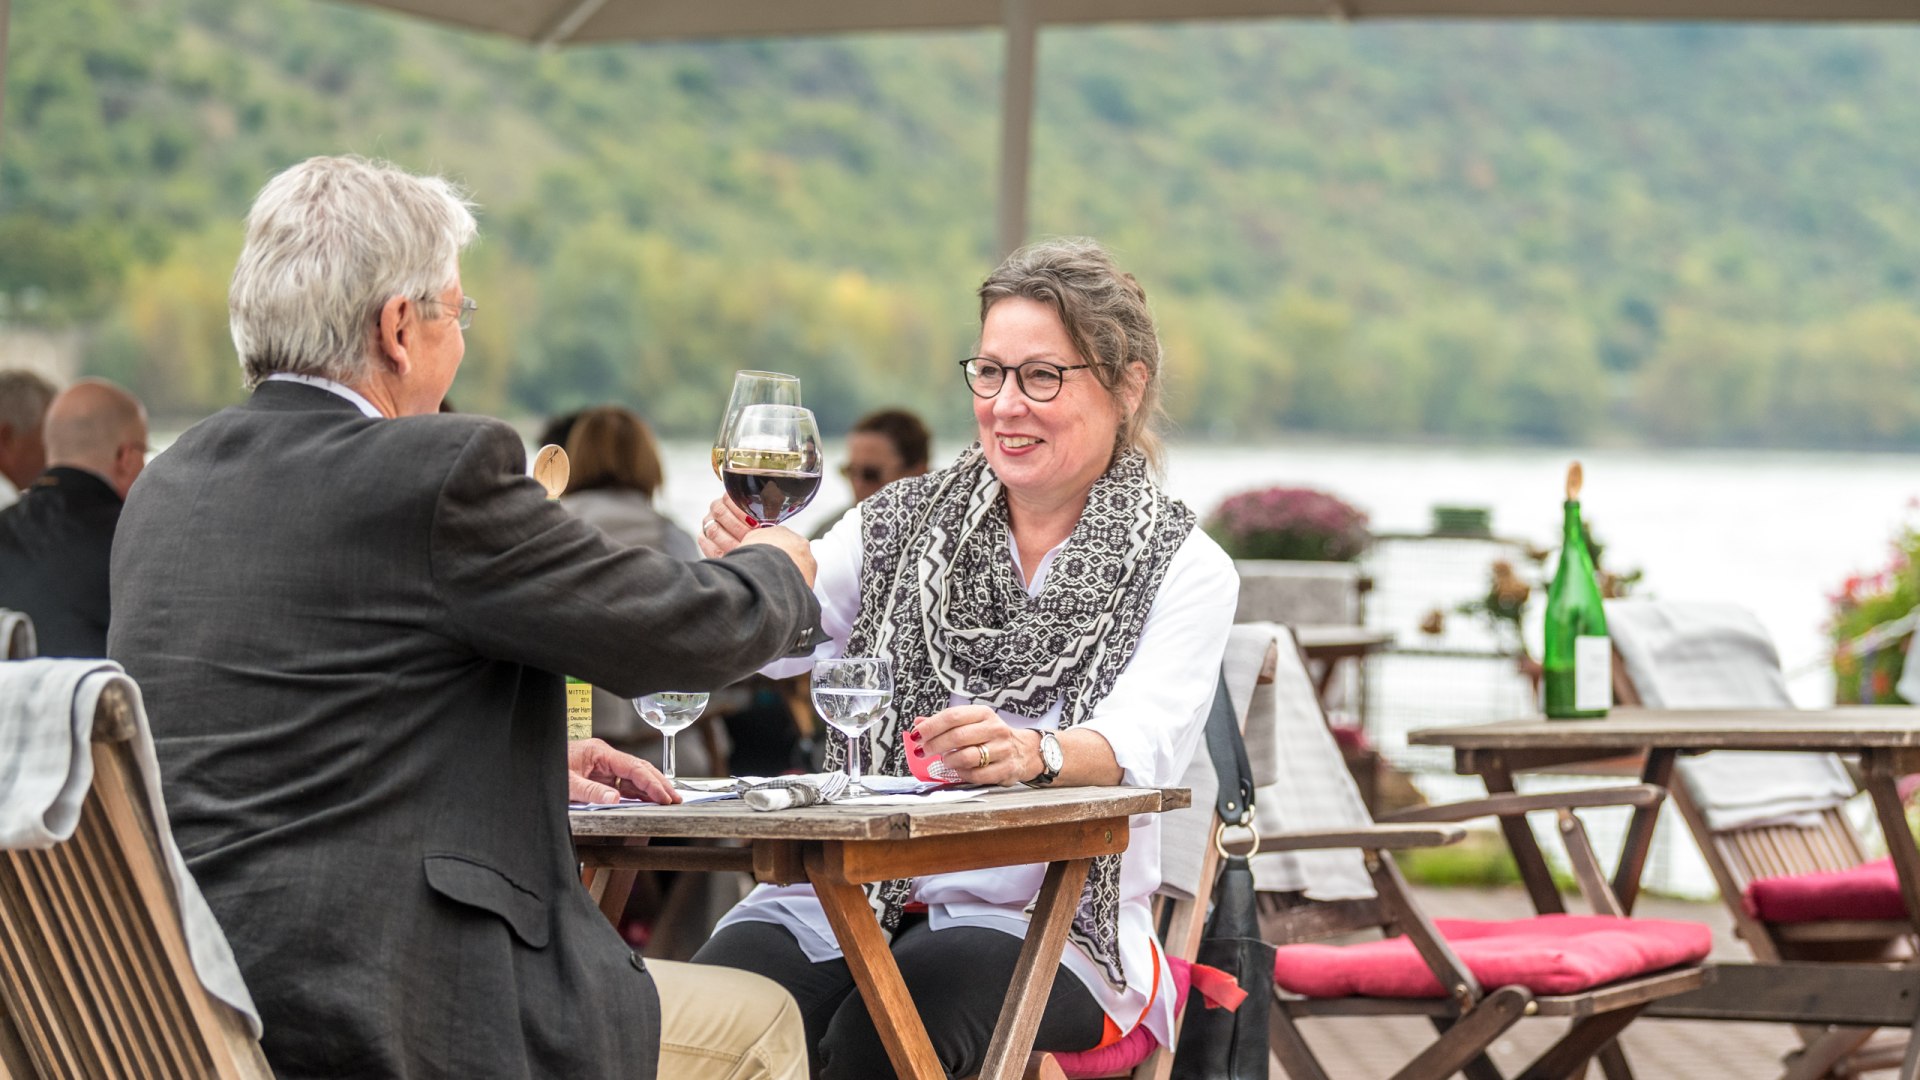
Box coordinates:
[631,691,711,786]
[811,658,892,795]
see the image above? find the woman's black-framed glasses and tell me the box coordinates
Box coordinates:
[959,357,1090,402]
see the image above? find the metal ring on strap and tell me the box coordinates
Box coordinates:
[1213,819,1261,859]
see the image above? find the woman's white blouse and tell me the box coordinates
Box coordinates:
[717,501,1240,1049]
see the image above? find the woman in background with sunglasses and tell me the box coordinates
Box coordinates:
[807,408,932,540]
[694,237,1238,1079]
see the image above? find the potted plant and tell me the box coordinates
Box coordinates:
[1205,486,1371,563]
[1205,486,1371,628]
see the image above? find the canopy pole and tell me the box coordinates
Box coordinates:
[995,0,1036,260]
[0,0,12,151]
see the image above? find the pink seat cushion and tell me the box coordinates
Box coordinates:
[1743,856,1907,923]
[1053,957,1192,1078]
[1271,915,1711,999]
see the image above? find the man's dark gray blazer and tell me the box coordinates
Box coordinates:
[108,381,820,1080]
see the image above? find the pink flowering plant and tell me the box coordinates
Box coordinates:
[1205,486,1371,562]
[1828,513,1920,704]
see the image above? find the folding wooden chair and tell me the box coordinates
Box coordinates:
[1048,622,1283,1080]
[1254,627,1712,1080]
[1609,600,1912,1076]
[0,609,34,660]
[0,672,270,1079]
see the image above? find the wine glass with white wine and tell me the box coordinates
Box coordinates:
[630,691,711,787]
[712,371,801,479]
[811,658,892,796]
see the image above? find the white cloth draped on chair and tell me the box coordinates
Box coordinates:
[0,658,261,1032]
[1607,600,1854,831]
[1158,622,1374,902]
[1243,623,1375,900]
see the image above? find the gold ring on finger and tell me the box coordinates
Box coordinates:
[976,744,990,769]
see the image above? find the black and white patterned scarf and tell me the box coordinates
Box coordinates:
[829,442,1195,990]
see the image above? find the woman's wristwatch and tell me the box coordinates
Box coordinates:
[1025,731,1064,787]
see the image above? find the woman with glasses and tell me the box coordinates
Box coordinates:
[694,237,1238,1078]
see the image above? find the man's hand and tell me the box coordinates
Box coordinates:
[697,496,817,588]
[568,738,679,805]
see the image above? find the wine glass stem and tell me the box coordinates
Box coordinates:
[846,733,862,785]
[663,733,677,783]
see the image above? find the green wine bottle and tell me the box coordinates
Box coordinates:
[1542,461,1611,719]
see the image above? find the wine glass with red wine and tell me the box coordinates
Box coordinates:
[711,370,801,479]
[722,404,823,527]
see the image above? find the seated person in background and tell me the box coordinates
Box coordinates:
[0,378,147,656]
[564,405,699,560]
[694,237,1238,1079]
[807,407,930,539]
[109,154,816,1080]
[0,369,56,510]
[561,404,710,765]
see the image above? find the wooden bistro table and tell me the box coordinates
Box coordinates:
[572,785,1187,1080]
[1410,708,1920,1045]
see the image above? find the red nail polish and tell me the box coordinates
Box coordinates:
[908,730,922,742]
[913,747,925,757]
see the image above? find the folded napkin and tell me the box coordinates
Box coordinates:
[737,771,852,811]
[1678,751,1857,831]
[0,659,261,1034]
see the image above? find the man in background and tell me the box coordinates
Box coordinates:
[0,379,147,656]
[809,407,930,539]
[0,369,57,510]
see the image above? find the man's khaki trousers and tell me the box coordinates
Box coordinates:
[652,959,808,1080]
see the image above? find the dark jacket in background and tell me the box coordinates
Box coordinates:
[108,381,819,1080]
[0,466,121,657]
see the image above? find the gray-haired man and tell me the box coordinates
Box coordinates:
[109,156,813,1080]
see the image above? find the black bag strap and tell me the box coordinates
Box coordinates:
[1204,668,1255,826]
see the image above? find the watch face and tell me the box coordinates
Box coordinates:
[1041,733,1064,771]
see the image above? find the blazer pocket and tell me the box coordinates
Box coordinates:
[423,853,551,949]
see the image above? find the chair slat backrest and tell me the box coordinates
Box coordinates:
[0,682,270,1080]
[1716,809,1866,889]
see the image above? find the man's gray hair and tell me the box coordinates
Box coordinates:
[0,369,57,434]
[230,155,478,388]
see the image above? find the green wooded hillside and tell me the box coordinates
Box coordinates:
[5,0,1920,446]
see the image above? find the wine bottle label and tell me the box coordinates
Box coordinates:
[565,678,593,741]
[1575,636,1612,713]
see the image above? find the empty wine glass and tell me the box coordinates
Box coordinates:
[721,404,823,527]
[631,691,711,786]
[811,658,892,795]
[713,371,801,479]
